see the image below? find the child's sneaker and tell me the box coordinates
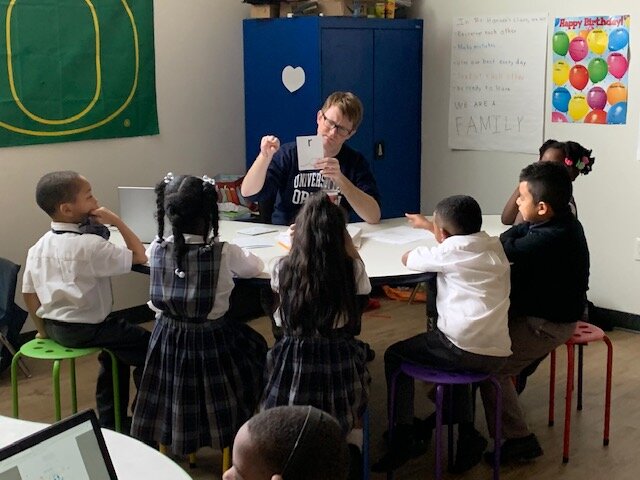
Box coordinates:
[484,433,543,465]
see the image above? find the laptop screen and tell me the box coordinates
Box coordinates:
[0,410,117,480]
[117,186,167,244]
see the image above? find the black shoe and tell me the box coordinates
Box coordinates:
[382,417,432,445]
[484,433,543,465]
[372,425,426,472]
[449,430,488,474]
[365,344,376,362]
[348,444,363,480]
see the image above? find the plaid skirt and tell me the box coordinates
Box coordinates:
[131,315,267,454]
[261,332,370,433]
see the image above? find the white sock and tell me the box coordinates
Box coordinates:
[347,428,363,451]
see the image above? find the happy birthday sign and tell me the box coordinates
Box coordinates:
[551,15,630,125]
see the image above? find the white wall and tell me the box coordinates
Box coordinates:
[411,0,640,315]
[0,1,252,326]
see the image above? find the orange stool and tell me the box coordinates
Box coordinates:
[548,321,612,463]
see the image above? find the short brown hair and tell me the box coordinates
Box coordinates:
[35,171,83,216]
[321,91,363,131]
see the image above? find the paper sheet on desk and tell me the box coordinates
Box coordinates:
[230,236,275,249]
[362,226,431,244]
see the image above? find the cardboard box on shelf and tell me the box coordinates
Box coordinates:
[279,0,376,17]
[250,4,280,18]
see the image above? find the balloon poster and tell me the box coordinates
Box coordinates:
[0,0,158,148]
[448,14,548,154]
[551,15,630,125]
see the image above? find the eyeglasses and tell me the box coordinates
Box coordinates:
[321,112,352,137]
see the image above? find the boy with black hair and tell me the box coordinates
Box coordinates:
[223,405,349,480]
[480,161,589,464]
[373,195,511,473]
[22,171,150,430]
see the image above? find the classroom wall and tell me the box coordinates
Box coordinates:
[0,1,252,328]
[412,0,640,315]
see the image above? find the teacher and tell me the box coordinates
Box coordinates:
[241,91,381,225]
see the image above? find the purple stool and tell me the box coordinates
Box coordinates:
[388,363,502,480]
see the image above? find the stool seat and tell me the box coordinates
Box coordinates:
[401,364,491,385]
[566,321,605,345]
[12,338,121,432]
[18,339,101,360]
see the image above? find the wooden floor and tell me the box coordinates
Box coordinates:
[1,297,637,480]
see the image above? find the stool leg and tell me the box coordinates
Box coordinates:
[489,377,502,480]
[363,408,370,480]
[11,352,23,418]
[105,350,122,433]
[434,384,444,480]
[53,360,62,421]
[70,358,78,414]
[188,453,197,469]
[222,446,231,474]
[563,344,575,463]
[577,344,584,411]
[447,386,454,472]
[549,349,556,426]
[159,444,168,455]
[603,336,613,446]
[386,370,400,480]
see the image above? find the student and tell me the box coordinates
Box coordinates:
[241,91,381,225]
[22,171,150,430]
[480,162,590,464]
[502,140,595,225]
[261,193,371,478]
[223,405,349,480]
[130,174,268,455]
[373,195,511,473]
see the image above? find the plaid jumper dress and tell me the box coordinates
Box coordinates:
[131,241,267,454]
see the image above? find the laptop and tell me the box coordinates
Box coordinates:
[0,409,118,480]
[117,186,168,243]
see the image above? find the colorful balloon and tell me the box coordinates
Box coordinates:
[607,53,628,79]
[587,29,608,55]
[607,101,627,125]
[607,82,627,105]
[608,27,629,51]
[588,57,608,83]
[552,87,571,112]
[568,95,588,121]
[569,65,589,90]
[566,31,578,42]
[584,109,607,124]
[552,112,568,123]
[552,60,570,86]
[586,86,607,110]
[568,37,588,62]
[579,30,589,39]
[552,31,570,56]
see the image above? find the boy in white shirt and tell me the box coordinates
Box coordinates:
[373,195,511,474]
[22,171,150,430]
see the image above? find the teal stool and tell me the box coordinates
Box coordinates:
[11,338,121,432]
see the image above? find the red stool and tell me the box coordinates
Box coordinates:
[548,321,612,463]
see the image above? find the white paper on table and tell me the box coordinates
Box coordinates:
[236,226,277,236]
[296,135,323,171]
[230,236,275,249]
[362,226,431,244]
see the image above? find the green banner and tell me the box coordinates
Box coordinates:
[0,0,158,147]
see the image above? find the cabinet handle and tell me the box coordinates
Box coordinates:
[375,141,384,159]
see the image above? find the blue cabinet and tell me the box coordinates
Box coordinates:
[243,17,423,219]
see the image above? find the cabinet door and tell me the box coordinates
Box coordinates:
[243,20,322,169]
[373,28,422,218]
[320,28,374,164]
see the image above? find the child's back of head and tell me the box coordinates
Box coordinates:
[434,195,482,236]
[35,171,83,217]
[519,162,572,216]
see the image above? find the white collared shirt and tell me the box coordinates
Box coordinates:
[146,235,265,320]
[406,232,512,357]
[22,222,133,324]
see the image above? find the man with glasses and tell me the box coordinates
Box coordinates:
[241,91,381,225]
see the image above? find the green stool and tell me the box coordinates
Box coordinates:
[11,338,121,432]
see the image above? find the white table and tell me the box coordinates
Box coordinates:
[118,215,506,286]
[0,415,192,480]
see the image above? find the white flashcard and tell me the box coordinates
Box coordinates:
[296,135,323,171]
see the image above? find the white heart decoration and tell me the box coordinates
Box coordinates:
[281,65,305,93]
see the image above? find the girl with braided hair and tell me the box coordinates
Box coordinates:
[131,173,267,456]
